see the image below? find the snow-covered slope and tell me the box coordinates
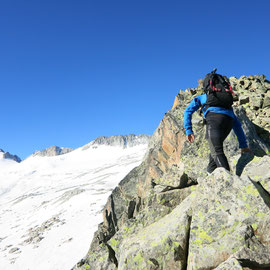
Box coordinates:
[0,137,149,270]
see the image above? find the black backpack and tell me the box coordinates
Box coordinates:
[202,69,235,111]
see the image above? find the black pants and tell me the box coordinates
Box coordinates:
[206,112,234,173]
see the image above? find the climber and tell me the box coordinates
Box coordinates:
[184,70,251,173]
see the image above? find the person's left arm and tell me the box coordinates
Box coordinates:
[231,113,250,152]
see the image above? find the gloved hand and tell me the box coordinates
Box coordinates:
[240,147,252,154]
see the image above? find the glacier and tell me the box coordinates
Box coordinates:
[0,136,149,270]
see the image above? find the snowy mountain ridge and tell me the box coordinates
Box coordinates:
[0,149,21,163]
[84,134,151,150]
[1,134,150,161]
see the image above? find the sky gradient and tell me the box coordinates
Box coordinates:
[1,0,269,159]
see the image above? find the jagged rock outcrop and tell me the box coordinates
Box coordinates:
[73,75,270,270]
[32,145,74,157]
[0,149,21,162]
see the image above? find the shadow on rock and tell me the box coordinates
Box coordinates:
[236,152,255,176]
[251,180,270,209]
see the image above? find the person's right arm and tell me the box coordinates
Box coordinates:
[184,95,203,138]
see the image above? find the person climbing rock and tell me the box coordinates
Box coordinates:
[184,69,251,173]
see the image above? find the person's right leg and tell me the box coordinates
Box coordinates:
[207,154,217,174]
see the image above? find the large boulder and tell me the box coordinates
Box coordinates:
[117,196,192,270]
[188,168,270,269]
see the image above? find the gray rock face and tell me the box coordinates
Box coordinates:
[73,75,270,270]
[90,134,151,148]
[32,146,74,157]
[117,196,192,270]
[214,257,244,270]
[230,75,270,131]
[0,149,21,162]
[263,96,270,108]
[188,168,270,269]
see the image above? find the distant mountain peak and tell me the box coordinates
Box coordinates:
[83,134,151,150]
[0,149,21,163]
[32,146,74,157]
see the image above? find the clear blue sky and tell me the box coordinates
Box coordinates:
[1,0,269,159]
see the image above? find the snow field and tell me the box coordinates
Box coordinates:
[0,143,148,270]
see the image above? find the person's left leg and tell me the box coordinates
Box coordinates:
[206,112,234,172]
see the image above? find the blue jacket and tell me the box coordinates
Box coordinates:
[184,94,248,148]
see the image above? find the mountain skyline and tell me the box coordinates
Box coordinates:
[1,0,270,160]
[0,134,150,161]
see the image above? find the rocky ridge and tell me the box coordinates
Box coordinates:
[0,149,21,163]
[84,134,151,150]
[73,74,270,270]
[32,145,74,157]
